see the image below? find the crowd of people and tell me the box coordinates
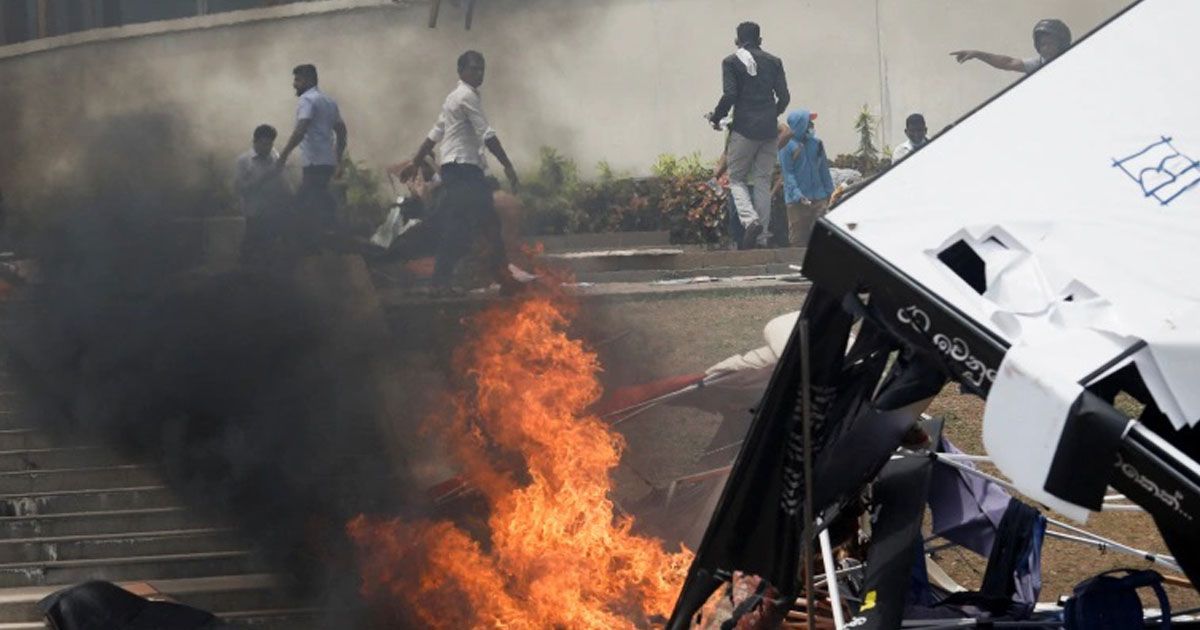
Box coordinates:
[231,53,523,295]
[231,17,1074,288]
[706,18,1071,250]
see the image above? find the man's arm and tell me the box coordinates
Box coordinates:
[950,50,1026,73]
[462,94,519,191]
[774,61,790,115]
[485,136,519,193]
[709,57,738,129]
[402,113,445,180]
[277,118,311,165]
[334,120,348,163]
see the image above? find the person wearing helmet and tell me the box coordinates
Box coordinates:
[950,18,1072,74]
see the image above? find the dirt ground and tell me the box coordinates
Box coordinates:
[589,291,1199,611]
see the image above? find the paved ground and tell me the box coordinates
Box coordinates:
[585,291,1198,610]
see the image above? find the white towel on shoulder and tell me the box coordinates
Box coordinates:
[735,48,757,76]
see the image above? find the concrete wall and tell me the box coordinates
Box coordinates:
[0,0,1133,206]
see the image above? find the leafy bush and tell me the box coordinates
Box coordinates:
[519,147,584,235]
[516,147,727,244]
[333,158,387,236]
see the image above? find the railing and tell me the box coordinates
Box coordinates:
[0,0,326,46]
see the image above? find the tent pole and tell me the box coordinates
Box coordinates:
[920,451,1181,572]
[800,318,816,630]
[818,527,846,629]
[1045,519,1180,572]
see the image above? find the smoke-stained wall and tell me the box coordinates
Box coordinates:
[1,0,1132,205]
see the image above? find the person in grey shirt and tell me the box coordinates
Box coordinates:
[277,64,347,253]
[235,124,291,262]
[708,21,790,250]
[951,19,1072,75]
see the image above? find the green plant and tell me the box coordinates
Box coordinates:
[854,104,880,162]
[651,152,709,180]
[334,158,387,236]
[516,147,728,244]
[833,105,889,177]
[518,147,584,235]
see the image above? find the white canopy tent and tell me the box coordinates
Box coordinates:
[825,0,1200,521]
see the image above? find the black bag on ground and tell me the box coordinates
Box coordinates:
[1063,568,1170,629]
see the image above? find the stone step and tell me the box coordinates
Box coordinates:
[574,262,800,284]
[150,574,299,620]
[0,507,203,538]
[0,433,53,453]
[0,486,174,517]
[0,573,294,624]
[0,393,24,412]
[0,414,28,431]
[0,447,131,473]
[524,230,672,252]
[222,608,336,628]
[0,466,160,494]
[0,549,263,588]
[542,246,806,274]
[0,528,241,564]
[0,609,331,630]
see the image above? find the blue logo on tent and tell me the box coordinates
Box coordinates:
[1112,137,1200,205]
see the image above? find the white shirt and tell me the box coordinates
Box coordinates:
[296,87,343,167]
[891,138,928,162]
[427,81,496,168]
[234,149,291,218]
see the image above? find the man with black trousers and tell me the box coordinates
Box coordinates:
[709,21,790,250]
[403,50,521,295]
[277,64,347,253]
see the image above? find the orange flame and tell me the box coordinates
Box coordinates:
[348,292,693,628]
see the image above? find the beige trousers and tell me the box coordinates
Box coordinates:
[786,198,829,246]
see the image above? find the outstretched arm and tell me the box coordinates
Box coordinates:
[950,50,1026,73]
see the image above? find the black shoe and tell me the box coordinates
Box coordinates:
[741,220,763,250]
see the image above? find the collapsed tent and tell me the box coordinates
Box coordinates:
[668,0,1200,626]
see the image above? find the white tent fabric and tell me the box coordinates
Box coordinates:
[826,0,1200,517]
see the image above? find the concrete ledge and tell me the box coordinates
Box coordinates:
[0,573,289,624]
[0,0,416,60]
[0,549,260,588]
[0,507,195,538]
[525,231,673,252]
[0,487,172,517]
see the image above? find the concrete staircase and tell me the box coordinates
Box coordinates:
[0,387,324,628]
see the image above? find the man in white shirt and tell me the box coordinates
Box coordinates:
[402,50,521,295]
[234,124,292,261]
[891,114,930,163]
[277,64,347,252]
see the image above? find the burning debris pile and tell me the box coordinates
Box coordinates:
[348,292,693,628]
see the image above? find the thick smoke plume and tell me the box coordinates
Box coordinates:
[2,110,431,617]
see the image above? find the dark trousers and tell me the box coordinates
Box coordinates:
[432,163,509,288]
[295,165,336,252]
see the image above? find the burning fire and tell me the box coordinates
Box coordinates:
[348,292,693,628]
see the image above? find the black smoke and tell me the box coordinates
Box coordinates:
[3,111,428,619]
